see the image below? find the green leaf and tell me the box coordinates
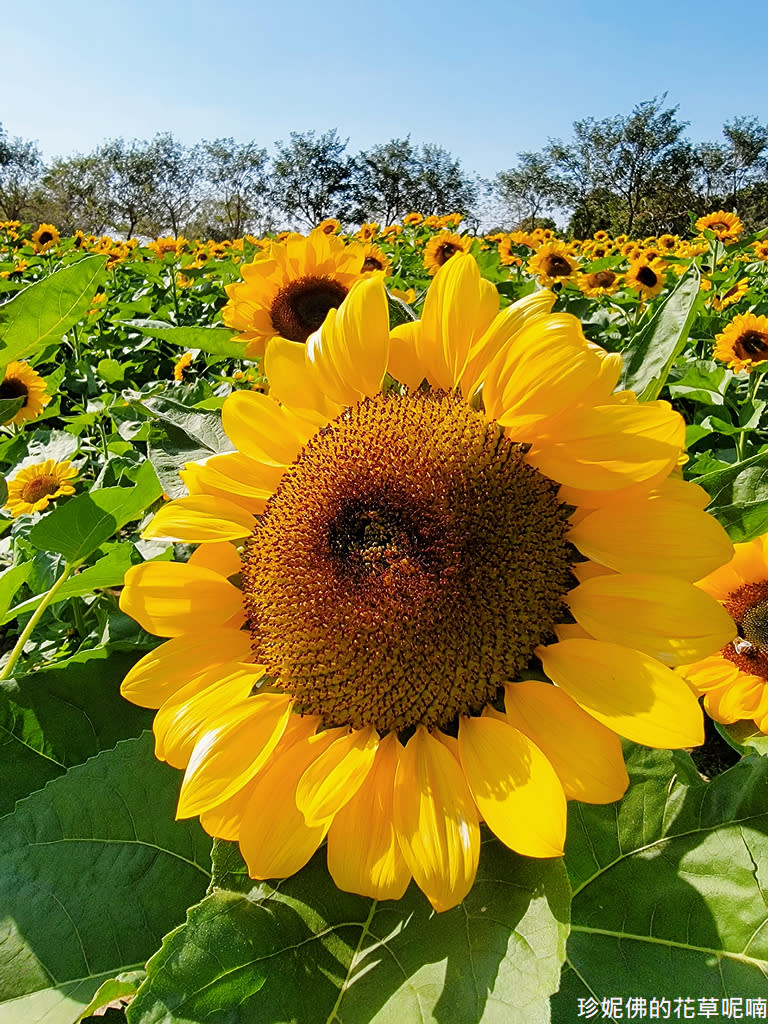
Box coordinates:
[716,719,768,756]
[0,647,153,812]
[0,544,135,625]
[0,561,33,619]
[142,395,234,498]
[551,745,768,1017]
[125,321,249,361]
[0,733,211,1023]
[128,837,569,1024]
[140,393,233,454]
[0,395,24,423]
[76,970,145,1022]
[694,449,768,541]
[0,256,107,367]
[667,359,732,406]
[620,266,700,401]
[386,291,417,328]
[98,357,126,384]
[27,460,162,563]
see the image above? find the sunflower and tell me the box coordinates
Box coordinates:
[356,222,379,243]
[695,211,744,242]
[403,212,423,227]
[317,218,341,236]
[624,257,667,299]
[5,459,77,517]
[31,223,60,253]
[0,361,51,425]
[497,235,523,267]
[120,254,734,912]
[222,228,366,359]
[423,231,472,275]
[712,278,749,312]
[714,312,768,372]
[681,534,768,733]
[527,241,579,285]
[577,269,620,298]
[360,243,392,276]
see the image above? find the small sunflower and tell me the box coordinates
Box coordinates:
[5,459,77,517]
[222,228,366,358]
[681,534,768,734]
[712,279,749,312]
[0,361,51,425]
[527,241,579,285]
[625,257,667,299]
[714,312,768,372]
[423,231,472,275]
[360,243,392,276]
[317,218,341,236]
[403,213,423,227]
[120,255,733,913]
[696,211,744,242]
[31,224,60,253]
[577,269,619,298]
[497,235,523,267]
[356,222,379,243]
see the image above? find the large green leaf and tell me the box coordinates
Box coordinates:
[693,449,768,541]
[551,745,768,1018]
[27,460,162,563]
[0,733,211,1024]
[128,837,569,1024]
[142,395,234,498]
[125,321,249,360]
[620,266,700,401]
[0,647,153,812]
[0,255,107,367]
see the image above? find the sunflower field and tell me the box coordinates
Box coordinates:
[2,210,768,1024]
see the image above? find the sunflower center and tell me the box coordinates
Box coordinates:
[734,330,768,362]
[436,243,459,265]
[723,581,768,678]
[362,256,384,272]
[591,271,615,287]
[636,266,658,287]
[20,475,60,503]
[37,231,54,246]
[545,255,572,276]
[240,392,575,733]
[0,378,29,403]
[270,276,349,343]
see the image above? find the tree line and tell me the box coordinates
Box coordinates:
[1,97,767,239]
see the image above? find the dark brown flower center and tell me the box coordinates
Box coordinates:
[240,392,575,733]
[270,275,349,343]
[545,255,572,276]
[723,581,768,679]
[21,475,59,503]
[37,231,54,246]
[362,256,384,272]
[636,266,658,287]
[435,243,459,265]
[734,330,768,362]
[0,378,29,403]
[590,271,616,288]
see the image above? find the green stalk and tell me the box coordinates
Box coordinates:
[0,563,75,681]
[736,369,764,462]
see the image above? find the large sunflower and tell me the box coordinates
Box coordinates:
[713,312,768,372]
[695,211,744,242]
[681,534,768,733]
[120,255,734,912]
[527,241,579,285]
[222,227,366,358]
[0,360,51,425]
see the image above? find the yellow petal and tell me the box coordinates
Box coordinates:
[307,277,389,403]
[388,321,426,389]
[568,496,734,582]
[393,725,480,912]
[199,775,260,841]
[295,726,379,827]
[187,542,242,577]
[527,396,685,492]
[538,639,704,747]
[327,733,411,900]
[181,452,284,513]
[264,337,343,425]
[419,254,498,390]
[120,562,243,637]
[154,663,265,768]
[503,681,628,804]
[566,573,736,665]
[177,693,293,818]
[142,495,255,543]
[120,626,252,708]
[238,726,339,879]
[458,715,565,857]
[221,389,313,465]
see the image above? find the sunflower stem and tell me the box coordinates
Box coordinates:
[0,562,75,681]
[736,370,763,461]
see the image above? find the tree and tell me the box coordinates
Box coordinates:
[271,129,353,228]
[99,137,157,237]
[351,137,421,224]
[495,151,559,231]
[721,115,768,206]
[0,135,44,221]
[38,153,114,234]
[199,138,272,238]
[413,143,478,217]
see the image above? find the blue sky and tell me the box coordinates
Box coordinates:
[4,0,768,181]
